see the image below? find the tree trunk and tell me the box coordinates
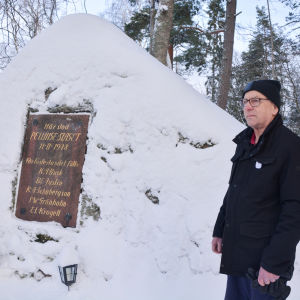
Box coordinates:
[149,0,156,53]
[266,0,275,79]
[150,0,174,67]
[217,0,237,110]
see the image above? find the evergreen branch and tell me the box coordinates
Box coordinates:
[179,26,224,35]
[282,20,300,27]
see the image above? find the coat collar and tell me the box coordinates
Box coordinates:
[231,114,283,161]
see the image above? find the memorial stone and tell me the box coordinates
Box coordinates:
[15,114,89,227]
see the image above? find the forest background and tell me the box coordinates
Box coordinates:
[0,0,299,134]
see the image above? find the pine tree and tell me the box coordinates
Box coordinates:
[217,0,236,110]
[280,0,300,31]
[228,7,287,122]
[124,0,224,75]
[150,0,174,66]
[124,5,151,45]
[205,0,225,103]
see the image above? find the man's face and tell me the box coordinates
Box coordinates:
[243,90,278,131]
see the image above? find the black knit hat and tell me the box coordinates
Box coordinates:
[242,80,281,109]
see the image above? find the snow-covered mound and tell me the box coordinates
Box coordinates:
[0,14,298,300]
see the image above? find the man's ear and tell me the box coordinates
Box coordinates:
[272,104,279,116]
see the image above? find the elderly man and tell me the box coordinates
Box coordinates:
[212,80,300,300]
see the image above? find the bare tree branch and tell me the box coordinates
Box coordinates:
[0,0,68,69]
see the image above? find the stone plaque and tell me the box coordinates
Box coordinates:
[15,114,89,227]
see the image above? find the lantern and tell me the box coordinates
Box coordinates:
[58,264,78,290]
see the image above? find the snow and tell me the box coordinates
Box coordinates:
[158,4,168,12]
[0,13,299,299]
[57,246,80,266]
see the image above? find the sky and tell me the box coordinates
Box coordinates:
[74,0,293,53]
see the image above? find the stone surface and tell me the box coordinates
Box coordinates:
[15,114,89,227]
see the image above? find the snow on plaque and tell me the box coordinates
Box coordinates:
[15,114,89,227]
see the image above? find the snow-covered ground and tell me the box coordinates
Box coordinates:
[0,14,299,300]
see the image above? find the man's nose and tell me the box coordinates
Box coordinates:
[244,102,253,110]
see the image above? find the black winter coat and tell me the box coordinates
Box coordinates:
[213,114,300,277]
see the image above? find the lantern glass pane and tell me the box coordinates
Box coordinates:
[66,266,73,282]
[58,266,65,284]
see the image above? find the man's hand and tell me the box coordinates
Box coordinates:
[212,237,222,254]
[258,266,279,286]
[247,267,291,300]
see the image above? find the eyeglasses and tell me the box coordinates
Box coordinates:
[241,97,269,107]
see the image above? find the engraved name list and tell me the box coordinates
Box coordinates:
[15,114,89,227]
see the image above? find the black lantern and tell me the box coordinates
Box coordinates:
[58,264,78,290]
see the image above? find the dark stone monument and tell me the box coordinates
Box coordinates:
[15,114,89,227]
